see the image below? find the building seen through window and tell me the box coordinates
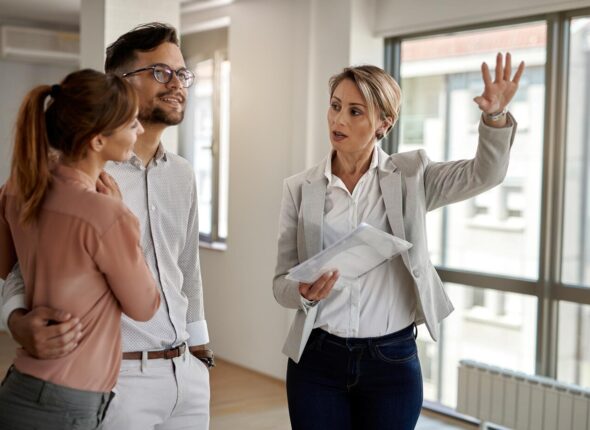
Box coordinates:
[397,22,546,407]
[395,16,590,406]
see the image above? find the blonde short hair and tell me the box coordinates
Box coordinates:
[329,65,402,139]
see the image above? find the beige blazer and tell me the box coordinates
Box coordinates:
[273,114,518,363]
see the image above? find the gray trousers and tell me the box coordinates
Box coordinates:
[0,367,113,430]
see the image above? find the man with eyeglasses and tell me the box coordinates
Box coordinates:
[1,23,212,430]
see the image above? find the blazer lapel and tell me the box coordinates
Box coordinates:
[378,149,412,270]
[380,170,406,241]
[301,178,327,259]
[378,148,406,241]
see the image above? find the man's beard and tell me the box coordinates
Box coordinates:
[139,104,185,126]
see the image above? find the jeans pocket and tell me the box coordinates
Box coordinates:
[373,337,417,364]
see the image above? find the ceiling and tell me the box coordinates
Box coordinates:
[0,0,230,28]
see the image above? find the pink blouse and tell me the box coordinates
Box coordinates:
[0,164,160,392]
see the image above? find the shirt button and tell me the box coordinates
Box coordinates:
[413,269,420,278]
[151,205,156,211]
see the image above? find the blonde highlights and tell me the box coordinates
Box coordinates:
[329,65,402,139]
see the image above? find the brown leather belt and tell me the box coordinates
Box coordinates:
[122,344,186,360]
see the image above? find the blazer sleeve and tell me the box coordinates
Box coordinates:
[423,113,518,212]
[272,179,311,310]
[93,211,160,321]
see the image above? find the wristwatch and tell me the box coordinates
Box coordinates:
[485,108,507,122]
[192,348,215,369]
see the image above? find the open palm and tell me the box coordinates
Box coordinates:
[474,52,525,114]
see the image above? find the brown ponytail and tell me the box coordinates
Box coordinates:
[11,85,53,224]
[9,69,138,224]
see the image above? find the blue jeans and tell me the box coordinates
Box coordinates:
[287,324,423,430]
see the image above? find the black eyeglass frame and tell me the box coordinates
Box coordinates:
[122,63,195,88]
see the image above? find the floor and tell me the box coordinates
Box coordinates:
[0,333,470,429]
[208,357,470,430]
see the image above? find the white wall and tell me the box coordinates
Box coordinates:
[183,0,307,380]
[374,0,590,37]
[0,60,76,184]
[181,0,382,379]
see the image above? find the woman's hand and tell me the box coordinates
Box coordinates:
[299,271,339,302]
[474,52,525,116]
[96,171,122,200]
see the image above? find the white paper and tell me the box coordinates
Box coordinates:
[286,223,412,284]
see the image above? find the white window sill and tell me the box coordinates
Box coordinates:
[464,308,522,330]
[200,241,227,252]
[466,217,525,232]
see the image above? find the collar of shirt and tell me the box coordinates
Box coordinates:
[53,164,96,191]
[113,143,168,170]
[323,145,380,186]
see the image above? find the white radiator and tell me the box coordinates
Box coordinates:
[457,360,590,430]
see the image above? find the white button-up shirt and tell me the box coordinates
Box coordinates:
[314,146,416,338]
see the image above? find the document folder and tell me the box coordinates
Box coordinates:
[286,222,412,284]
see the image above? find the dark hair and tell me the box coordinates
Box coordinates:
[11,69,138,223]
[105,22,179,73]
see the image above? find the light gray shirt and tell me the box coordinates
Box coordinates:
[1,144,209,351]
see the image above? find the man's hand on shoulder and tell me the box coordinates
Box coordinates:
[96,171,123,200]
[7,307,82,359]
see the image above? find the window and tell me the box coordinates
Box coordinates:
[387,10,590,415]
[558,302,590,386]
[396,22,545,278]
[562,16,590,288]
[467,180,526,230]
[387,20,548,409]
[184,51,230,245]
[558,15,590,386]
[419,284,537,407]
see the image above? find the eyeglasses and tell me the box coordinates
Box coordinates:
[123,63,195,88]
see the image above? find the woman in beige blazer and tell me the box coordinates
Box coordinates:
[273,55,524,430]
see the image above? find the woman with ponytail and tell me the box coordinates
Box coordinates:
[0,69,160,430]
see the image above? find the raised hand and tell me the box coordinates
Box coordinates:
[474,52,525,114]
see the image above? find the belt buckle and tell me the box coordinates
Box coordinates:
[164,344,185,359]
[163,347,177,359]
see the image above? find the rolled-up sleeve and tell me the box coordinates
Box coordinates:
[179,174,209,346]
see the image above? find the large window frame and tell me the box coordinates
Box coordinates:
[384,6,590,412]
[184,49,230,247]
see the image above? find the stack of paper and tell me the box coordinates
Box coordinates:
[286,222,412,284]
